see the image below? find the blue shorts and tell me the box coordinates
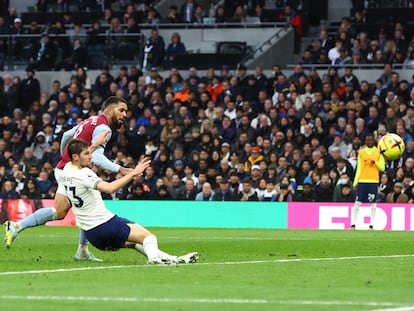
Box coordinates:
[356,183,378,203]
[85,216,133,251]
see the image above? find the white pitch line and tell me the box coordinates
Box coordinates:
[0,265,136,276]
[0,254,413,276]
[369,307,414,311]
[0,295,409,307]
[34,235,412,242]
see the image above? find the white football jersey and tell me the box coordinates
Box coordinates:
[62,162,114,230]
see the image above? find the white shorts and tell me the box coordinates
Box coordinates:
[54,168,66,196]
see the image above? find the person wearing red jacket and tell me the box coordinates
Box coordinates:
[278,4,302,54]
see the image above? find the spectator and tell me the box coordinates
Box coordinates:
[20,177,42,199]
[123,16,141,60]
[386,182,409,203]
[278,4,302,53]
[329,38,346,65]
[69,39,87,71]
[36,170,52,196]
[336,182,356,202]
[195,182,215,200]
[313,173,334,202]
[144,28,165,69]
[319,29,334,52]
[145,6,162,25]
[18,67,41,112]
[238,177,258,201]
[334,47,352,67]
[213,177,238,201]
[0,180,20,199]
[10,17,24,61]
[294,178,315,201]
[106,17,126,60]
[181,0,200,23]
[168,173,183,199]
[165,5,182,23]
[379,172,393,197]
[86,20,105,69]
[244,145,263,172]
[259,179,276,201]
[153,184,174,200]
[68,23,87,46]
[177,178,198,200]
[0,16,9,71]
[193,5,207,24]
[21,147,39,175]
[127,182,150,200]
[2,75,19,117]
[50,20,71,64]
[275,182,293,202]
[164,32,186,70]
[31,131,50,161]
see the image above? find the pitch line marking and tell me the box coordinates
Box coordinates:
[35,235,413,242]
[0,295,410,307]
[33,236,410,241]
[0,254,413,276]
[371,308,414,311]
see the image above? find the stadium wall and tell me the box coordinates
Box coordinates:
[2,199,414,231]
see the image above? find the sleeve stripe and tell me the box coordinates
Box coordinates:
[94,180,102,190]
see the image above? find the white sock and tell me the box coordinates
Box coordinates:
[352,201,361,226]
[76,244,88,257]
[142,235,159,260]
[134,243,146,256]
[158,250,178,261]
[370,203,377,227]
[135,244,177,261]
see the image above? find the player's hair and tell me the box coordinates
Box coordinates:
[102,96,127,110]
[68,139,89,159]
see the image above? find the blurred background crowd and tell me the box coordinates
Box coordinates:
[1,0,414,203]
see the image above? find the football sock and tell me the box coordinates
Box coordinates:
[134,244,177,260]
[76,230,89,256]
[352,201,361,226]
[370,203,377,227]
[134,243,146,256]
[17,207,58,232]
[142,235,159,260]
[158,250,178,261]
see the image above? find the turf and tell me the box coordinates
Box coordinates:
[1,227,413,311]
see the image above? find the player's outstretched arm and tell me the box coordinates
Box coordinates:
[96,157,152,194]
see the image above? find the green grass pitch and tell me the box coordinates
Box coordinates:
[1,227,414,311]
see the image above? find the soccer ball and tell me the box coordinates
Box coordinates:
[378,133,405,160]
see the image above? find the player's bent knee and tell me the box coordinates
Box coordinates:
[55,194,71,219]
[127,223,155,244]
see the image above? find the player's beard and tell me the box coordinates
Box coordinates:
[112,115,124,129]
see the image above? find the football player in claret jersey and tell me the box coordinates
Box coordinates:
[351,134,385,230]
[62,138,198,264]
[4,96,132,261]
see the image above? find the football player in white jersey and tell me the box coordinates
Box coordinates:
[62,138,198,264]
[5,96,132,261]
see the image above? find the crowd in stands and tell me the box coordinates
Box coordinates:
[1,1,414,204]
[301,10,414,68]
[1,59,414,203]
[0,1,303,70]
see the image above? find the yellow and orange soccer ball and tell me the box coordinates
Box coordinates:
[377,133,405,160]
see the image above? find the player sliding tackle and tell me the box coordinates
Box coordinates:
[4,128,110,260]
[4,96,133,261]
[4,96,192,263]
[62,138,198,264]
